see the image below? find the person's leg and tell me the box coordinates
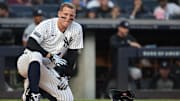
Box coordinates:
[28,61,40,93]
[39,88,57,101]
[22,79,29,101]
[17,53,30,101]
[39,66,73,101]
[27,52,43,100]
[17,51,43,101]
[17,50,73,101]
[22,78,57,101]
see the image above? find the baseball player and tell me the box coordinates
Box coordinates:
[22,9,44,47]
[17,2,83,101]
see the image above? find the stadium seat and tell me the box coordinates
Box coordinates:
[118,0,133,13]
[143,0,158,12]
[9,5,33,18]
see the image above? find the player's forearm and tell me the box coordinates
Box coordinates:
[26,37,49,57]
[128,41,141,48]
[62,49,79,76]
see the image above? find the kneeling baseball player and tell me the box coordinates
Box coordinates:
[17,2,83,101]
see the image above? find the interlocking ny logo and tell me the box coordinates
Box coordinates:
[63,37,73,48]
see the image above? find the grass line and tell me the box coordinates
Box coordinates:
[0,99,180,101]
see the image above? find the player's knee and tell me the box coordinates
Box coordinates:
[17,55,29,78]
[29,61,40,68]
[30,52,43,64]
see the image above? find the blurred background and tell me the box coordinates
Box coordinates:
[1,0,180,100]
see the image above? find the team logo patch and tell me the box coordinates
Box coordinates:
[63,37,73,48]
[34,31,41,38]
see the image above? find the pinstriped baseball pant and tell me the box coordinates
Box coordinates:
[17,50,73,101]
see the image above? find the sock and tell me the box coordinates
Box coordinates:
[28,61,40,94]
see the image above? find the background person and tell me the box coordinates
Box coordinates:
[86,0,114,9]
[22,9,44,47]
[0,2,16,18]
[154,0,180,20]
[91,0,112,18]
[129,0,152,19]
[149,60,179,90]
[106,20,142,96]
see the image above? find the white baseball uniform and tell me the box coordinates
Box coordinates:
[17,18,83,101]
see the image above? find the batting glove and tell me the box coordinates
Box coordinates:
[57,77,68,90]
[50,54,67,67]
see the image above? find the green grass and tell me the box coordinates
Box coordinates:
[0,99,180,101]
[137,100,180,101]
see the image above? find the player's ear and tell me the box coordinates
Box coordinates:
[57,10,61,18]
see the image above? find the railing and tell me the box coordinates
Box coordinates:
[116,47,180,98]
[1,18,180,29]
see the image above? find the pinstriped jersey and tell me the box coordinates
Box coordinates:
[30,18,83,56]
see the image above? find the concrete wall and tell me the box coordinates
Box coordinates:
[70,33,96,99]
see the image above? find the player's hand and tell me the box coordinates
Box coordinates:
[50,54,67,67]
[58,77,68,90]
[128,41,141,48]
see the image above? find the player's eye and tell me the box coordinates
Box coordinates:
[70,14,74,17]
[63,13,68,16]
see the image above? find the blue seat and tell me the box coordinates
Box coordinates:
[118,0,133,13]
[9,5,33,18]
[143,0,158,12]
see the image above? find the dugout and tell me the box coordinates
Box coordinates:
[1,18,180,99]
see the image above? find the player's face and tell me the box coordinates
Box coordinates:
[33,16,43,25]
[58,6,76,28]
[0,9,7,17]
[118,27,129,37]
[160,1,167,8]
[159,68,170,78]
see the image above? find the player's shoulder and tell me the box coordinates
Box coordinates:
[35,18,57,30]
[25,23,34,29]
[110,34,117,40]
[29,23,36,28]
[24,23,36,32]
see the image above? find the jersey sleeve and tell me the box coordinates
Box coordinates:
[23,23,35,41]
[69,24,83,49]
[173,4,180,14]
[29,22,47,44]
[23,29,30,42]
